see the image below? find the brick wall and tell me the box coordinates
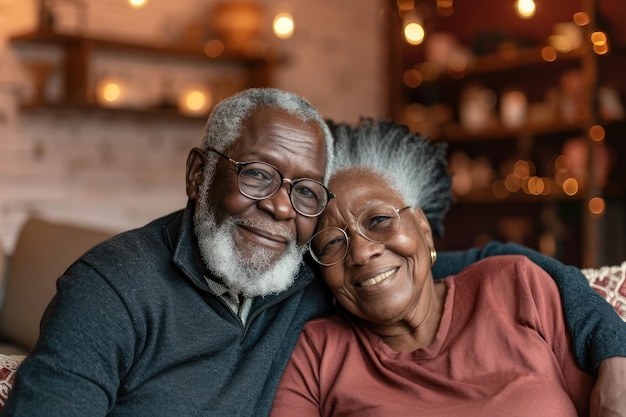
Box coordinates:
[0,0,385,253]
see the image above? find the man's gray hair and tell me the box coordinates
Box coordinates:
[200,88,334,184]
[328,118,452,238]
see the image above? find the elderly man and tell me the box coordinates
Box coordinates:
[2,88,624,417]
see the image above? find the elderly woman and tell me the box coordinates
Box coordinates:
[270,119,622,416]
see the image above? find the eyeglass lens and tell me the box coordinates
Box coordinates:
[310,204,402,265]
[237,162,329,217]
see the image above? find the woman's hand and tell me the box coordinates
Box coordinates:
[591,356,626,417]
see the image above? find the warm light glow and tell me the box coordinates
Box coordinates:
[128,0,147,9]
[541,46,557,62]
[593,43,609,55]
[573,12,590,26]
[178,88,212,115]
[505,173,522,192]
[562,178,579,195]
[554,155,570,172]
[404,22,425,45]
[589,125,606,142]
[403,69,423,88]
[513,160,531,179]
[515,0,535,19]
[436,1,454,17]
[273,13,295,39]
[204,40,224,57]
[589,197,605,215]
[591,31,607,46]
[549,34,573,53]
[102,82,121,102]
[184,91,206,111]
[525,176,545,195]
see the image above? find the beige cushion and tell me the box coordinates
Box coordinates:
[0,218,114,352]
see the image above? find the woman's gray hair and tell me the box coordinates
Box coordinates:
[200,88,334,185]
[328,118,452,238]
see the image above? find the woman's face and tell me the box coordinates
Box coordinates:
[317,168,436,326]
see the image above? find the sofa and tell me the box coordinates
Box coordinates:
[0,217,116,355]
[0,216,624,408]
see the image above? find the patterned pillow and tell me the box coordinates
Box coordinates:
[0,355,24,408]
[581,261,626,321]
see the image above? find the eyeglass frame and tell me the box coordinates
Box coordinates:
[308,204,412,266]
[207,147,335,217]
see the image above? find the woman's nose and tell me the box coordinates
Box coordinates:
[344,227,383,266]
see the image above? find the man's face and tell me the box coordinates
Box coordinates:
[188,107,328,296]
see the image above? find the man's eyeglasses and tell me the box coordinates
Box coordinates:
[308,204,411,266]
[208,147,335,217]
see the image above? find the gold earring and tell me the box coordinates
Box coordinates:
[430,247,437,266]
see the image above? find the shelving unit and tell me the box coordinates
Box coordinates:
[9,29,281,116]
[385,0,626,267]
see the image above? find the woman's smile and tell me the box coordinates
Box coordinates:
[357,267,398,287]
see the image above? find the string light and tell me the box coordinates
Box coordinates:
[515,0,535,19]
[273,13,295,39]
[403,21,425,45]
[128,0,147,9]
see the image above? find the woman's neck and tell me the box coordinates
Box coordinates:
[363,281,447,352]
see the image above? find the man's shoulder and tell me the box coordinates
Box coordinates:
[77,209,185,269]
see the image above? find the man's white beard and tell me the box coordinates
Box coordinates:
[193,201,305,298]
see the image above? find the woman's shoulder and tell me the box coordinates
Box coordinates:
[301,314,358,344]
[452,254,555,295]
[459,254,546,278]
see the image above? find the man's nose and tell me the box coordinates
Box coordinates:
[257,182,296,220]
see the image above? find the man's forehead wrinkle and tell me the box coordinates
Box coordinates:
[268,124,321,152]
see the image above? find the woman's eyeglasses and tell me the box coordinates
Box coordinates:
[308,204,411,266]
[208,147,334,217]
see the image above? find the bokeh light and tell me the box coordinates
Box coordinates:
[273,13,295,39]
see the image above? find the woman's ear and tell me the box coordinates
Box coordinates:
[186,147,205,200]
[411,207,435,248]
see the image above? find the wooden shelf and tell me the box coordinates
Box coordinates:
[436,119,585,143]
[442,47,582,79]
[10,29,280,64]
[19,102,210,121]
[10,29,280,110]
[386,0,626,266]
[453,189,584,204]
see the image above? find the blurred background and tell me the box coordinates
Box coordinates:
[0,0,624,267]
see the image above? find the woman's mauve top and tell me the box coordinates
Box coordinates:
[271,255,594,417]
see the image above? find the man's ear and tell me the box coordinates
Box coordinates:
[411,207,435,249]
[186,147,205,200]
